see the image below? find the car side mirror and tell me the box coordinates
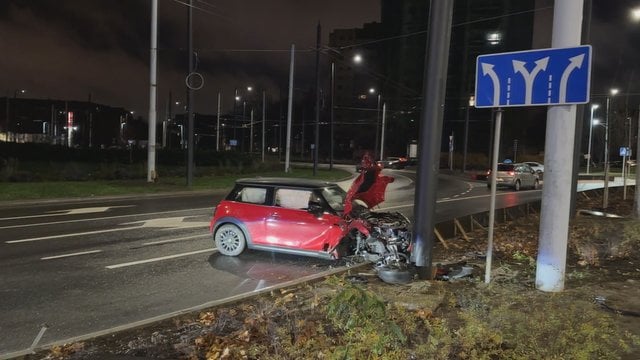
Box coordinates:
[307,202,324,217]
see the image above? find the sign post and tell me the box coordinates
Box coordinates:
[475,25,591,288]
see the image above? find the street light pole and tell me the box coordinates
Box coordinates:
[587,103,599,174]
[462,95,475,172]
[604,89,618,208]
[329,61,335,170]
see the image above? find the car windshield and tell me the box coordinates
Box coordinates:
[321,185,347,213]
[498,164,514,171]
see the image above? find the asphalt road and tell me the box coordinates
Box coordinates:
[0,172,542,357]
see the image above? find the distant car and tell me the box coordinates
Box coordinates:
[376,156,408,169]
[524,161,544,173]
[210,154,412,275]
[487,163,540,191]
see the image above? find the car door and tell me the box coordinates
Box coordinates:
[518,164,535,188]
[266,188,342,251]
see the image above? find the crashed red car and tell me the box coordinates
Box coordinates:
[210,156,413,278]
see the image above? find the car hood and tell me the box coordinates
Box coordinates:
[344,156,395,216]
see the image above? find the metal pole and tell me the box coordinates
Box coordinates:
[250,108,254,153]
[604,96,611,208]
[634,103,640,218]
[242,101,246,152]
[285,44,295,173]
[462,102,470,172]
[330,62,335,170]
[147,0,158,182]
[262,90,266,163]
[624,116,632,200]
[413,0,454,278]
[216,92,221,151]
[313,22,321,176]
[380,102,386,160]
[186,0,194,186]
[485,109,502,284]
[587,105,596,174]
[535,0,583,292]
[375,94,381,161]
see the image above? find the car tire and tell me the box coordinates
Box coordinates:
[377,267,413,284]
[214,224,247,256]
[514,180,521,191]
[533,179,539,190]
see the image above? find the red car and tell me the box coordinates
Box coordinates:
[210,156,413,281]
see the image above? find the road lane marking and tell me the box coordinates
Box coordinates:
[0,206,135,221]
[6,226,142,244]
[41,250,103,260]
[123,217,210,229]
[142,234,210,246]
[105,248,215,269]
[0,207,213,230]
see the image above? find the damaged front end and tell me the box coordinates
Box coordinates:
[342,154,414,283]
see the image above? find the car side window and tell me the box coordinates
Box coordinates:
[236,187,267,204]
[275,188,314,209]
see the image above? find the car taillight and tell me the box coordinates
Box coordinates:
[509,171,515,176]
[486,169,491,175]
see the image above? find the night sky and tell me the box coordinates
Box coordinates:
[2,0,640,121]
[0,0,379,117]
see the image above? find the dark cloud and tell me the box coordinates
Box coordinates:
[1,0,379,118]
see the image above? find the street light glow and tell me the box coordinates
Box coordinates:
[353,54,362,64]
[610,88,619,95]
[247,86,253,92]
[631,7,640,21]
[591,103,599,110]
[369,88,376,94]
[487,32,501,45]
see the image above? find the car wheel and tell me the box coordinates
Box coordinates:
[533,179,539,190]
[377,266,413,284]
[214,224,246,256]
[514,180,521,191]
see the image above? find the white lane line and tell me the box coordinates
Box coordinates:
[6,226,141,244]
[41,250,103,260]
[0,207,213,230]
[0,206,135,221]
[105,248,215,269]
[142,234,210,246]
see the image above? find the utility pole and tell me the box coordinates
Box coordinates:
[535,0,584,292]
[186,0,194,186]
[313,22,321,176]
[147,0,158,182]
[285,44,295,173]
[413,1,454,279]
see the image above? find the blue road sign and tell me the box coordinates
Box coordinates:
[475,45,591,108]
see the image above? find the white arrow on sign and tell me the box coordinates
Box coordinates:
[558,54,585,103]
[512,57,549,105]
[481,63,501,106]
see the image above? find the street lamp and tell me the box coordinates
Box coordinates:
[604,88,619,209]
[587,103,599,174]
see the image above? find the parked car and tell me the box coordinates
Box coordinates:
[376,156,408,169]
[210,155,413,282]
[486,162,539,191]
[524,161,544,173]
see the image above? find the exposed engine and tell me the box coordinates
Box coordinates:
[350,210,412,270]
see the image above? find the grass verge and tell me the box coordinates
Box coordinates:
[0,167,352,202]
